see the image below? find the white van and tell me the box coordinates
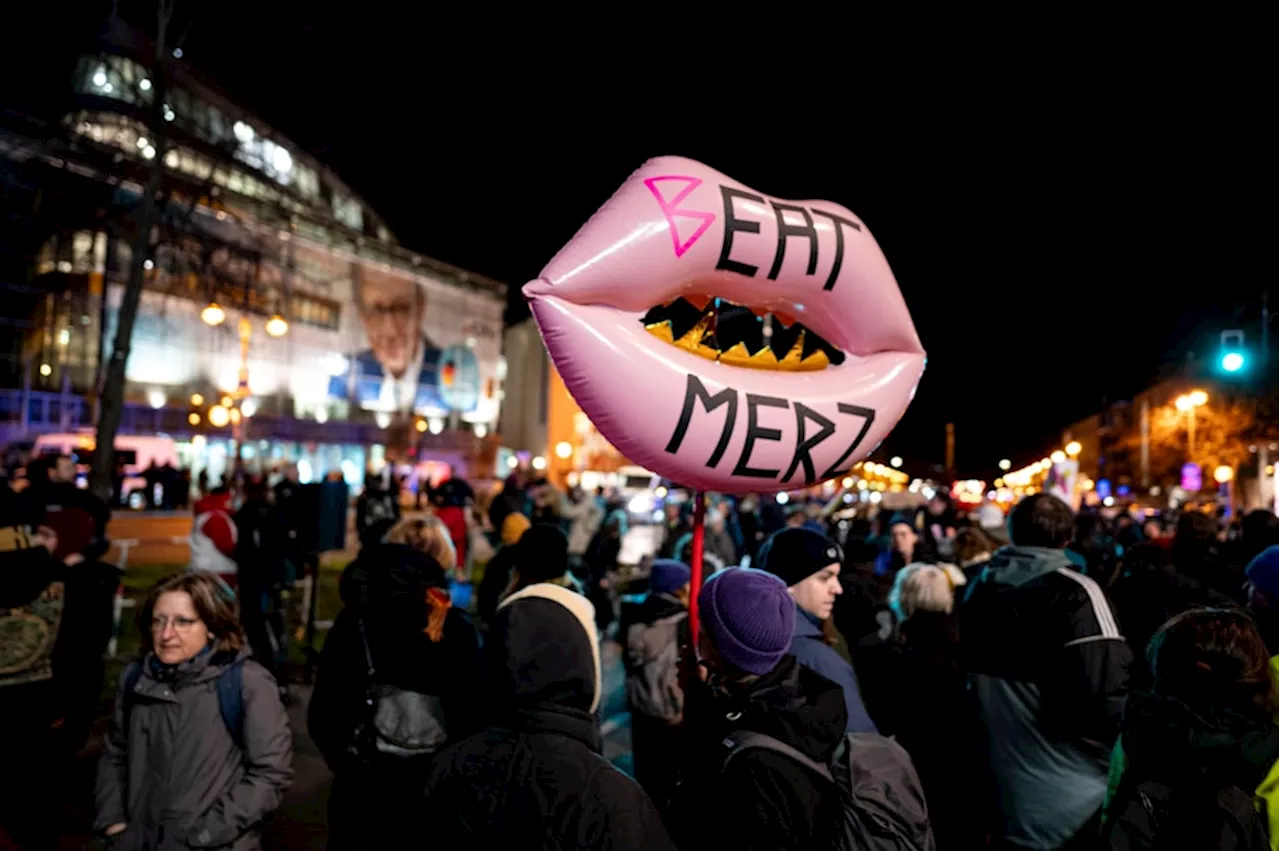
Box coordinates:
[32,432,180,507]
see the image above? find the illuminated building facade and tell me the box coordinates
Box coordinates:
[0,19,505,486]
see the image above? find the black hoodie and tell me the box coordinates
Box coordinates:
[423,583,675,851]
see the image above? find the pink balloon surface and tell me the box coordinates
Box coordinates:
[523,156,925,494]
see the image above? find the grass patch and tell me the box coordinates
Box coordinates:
[95,561,345,723]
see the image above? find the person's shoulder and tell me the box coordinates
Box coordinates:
[237,656,281,694]
[444,608,479,640]
[792,632,845,671]
[1041,567,1126,642]
[585,752,653,806]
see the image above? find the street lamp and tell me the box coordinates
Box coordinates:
[890,456,903,469]
[998,458,1012,471]
[1214,464,1237,517]
[200,302,226,326]
[1050,450,1066,464]
[264,313,289,337]
[1174,389,1208,461]
[1065,441,1082,458]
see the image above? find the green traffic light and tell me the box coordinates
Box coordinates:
[1221,351,1245,372]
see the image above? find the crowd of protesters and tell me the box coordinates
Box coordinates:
[1,454,1276,850]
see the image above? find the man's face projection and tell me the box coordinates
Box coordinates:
[359,276,423,379]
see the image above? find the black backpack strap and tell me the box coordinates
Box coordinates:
[722,729,835,783]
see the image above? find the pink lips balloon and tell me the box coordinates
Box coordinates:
[524,156,925,494]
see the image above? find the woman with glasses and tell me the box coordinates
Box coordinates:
[95,571,293,850]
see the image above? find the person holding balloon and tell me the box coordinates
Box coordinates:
[517,155,931,848]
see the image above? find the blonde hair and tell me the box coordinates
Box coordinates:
[889,563,965,621]
[385,516,457,570]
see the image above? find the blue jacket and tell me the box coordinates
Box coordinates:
[327,341,481,413]
[790,605,877,734]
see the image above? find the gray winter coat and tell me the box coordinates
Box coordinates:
[94,647,293,850]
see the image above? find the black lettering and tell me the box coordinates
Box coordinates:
[819,403,877,480]
[767,202,819,280]
[811,210,862,292]
[782,403,836,483]
[716,186,764,277]
[732,394,788,479]
[665,374,738,469]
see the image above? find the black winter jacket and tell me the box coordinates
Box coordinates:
[309,543,482,771]
[423,583,674,850]
[679,655,849,850]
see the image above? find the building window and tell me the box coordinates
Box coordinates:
[69,110,149,158]
[331,194,363,232]
[290,293,340,331]
[74,54,153,106]
[294,164,319,200]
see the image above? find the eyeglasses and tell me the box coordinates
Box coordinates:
[361,301,416,322]
[151,615,201,632]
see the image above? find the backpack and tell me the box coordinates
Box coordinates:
[122,657,245,749]
[349,618,448,760]
[624,611,686,723]
[1105,777,1270,850]
[723,730,935,851]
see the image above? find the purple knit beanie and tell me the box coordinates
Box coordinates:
[698,567,794,675]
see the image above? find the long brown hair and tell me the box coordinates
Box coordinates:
[138,571,245,654]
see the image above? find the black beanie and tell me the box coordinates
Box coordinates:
[759,527,843,588]
[516,523,570,583]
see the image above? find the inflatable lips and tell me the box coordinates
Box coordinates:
[523,156,925,494]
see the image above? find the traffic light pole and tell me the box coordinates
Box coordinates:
[1262,290,1270,372]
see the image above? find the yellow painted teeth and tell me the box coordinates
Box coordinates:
[645,320,831,372]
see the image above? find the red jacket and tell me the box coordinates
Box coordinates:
[192,492,237,559]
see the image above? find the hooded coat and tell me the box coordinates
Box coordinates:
[679,654,850,850]
[960,544,1132,849]
[94,647,292,851]
[422,583,675,850]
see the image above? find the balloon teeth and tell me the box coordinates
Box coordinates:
[644,321,834,372]
[645,320,676,344]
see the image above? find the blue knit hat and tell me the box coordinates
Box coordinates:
[650,559,691,595]
[1246,545,1278,601]
[698,567,794,675]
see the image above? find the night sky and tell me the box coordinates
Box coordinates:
[10,7,1274,479]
